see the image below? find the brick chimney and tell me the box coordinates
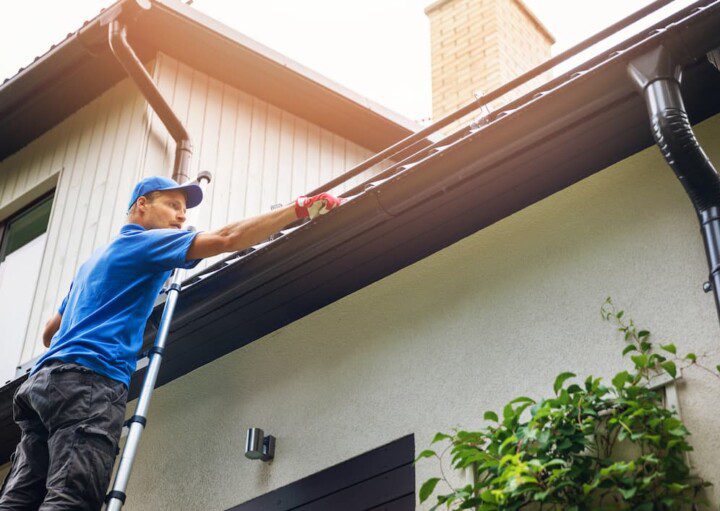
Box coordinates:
[425,0,554,122]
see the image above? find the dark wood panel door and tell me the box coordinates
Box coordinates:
[228,435,415,511]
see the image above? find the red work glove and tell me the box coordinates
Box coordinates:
[295,193,343,220]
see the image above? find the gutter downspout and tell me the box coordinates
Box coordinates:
[108,14,193,183]
[628,45,720,322]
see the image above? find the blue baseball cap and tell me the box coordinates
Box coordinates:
[127,176,203,213]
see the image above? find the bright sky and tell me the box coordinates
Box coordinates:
[0,0,696,123]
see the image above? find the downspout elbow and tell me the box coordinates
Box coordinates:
[628,45,720,212]
[108,19,193,183]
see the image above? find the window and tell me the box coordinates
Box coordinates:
[0,192,53,263]
[0,191,54,385]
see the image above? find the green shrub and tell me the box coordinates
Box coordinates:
[418,298,718,510]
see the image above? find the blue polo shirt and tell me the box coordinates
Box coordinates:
[32,223,202,387]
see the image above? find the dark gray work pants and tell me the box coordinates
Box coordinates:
[0,361,127,510]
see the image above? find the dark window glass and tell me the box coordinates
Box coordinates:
[1,193,53,261]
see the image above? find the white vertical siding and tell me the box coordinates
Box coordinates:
[140,53,389,273]
[2,52,390,368]
[10,76,152,366]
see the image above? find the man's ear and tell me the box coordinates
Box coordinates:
[136,196,148,213]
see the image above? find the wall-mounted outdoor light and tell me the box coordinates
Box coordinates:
[245,428,275,462]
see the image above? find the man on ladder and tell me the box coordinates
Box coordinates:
[0,175,341,510]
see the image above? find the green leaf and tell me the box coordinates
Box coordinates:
[716,364,720,374]
[483,411,499,422]
[557,438,572,450]
[661,360,677,378]
[667,482,689,493]
[619,486,637,499]
[622,344,637,356]
[508,396,535,405]
[583,480,599,495]
[638,330,650,338]
[537,430,551,449]
[553,372,576,395]
[566,384,582,394]
[631,354,648,368]
[415,450,436,462]
[612,371,631,390]
[419,477,440,502]
[660,343,676,355]
[557,389,571,405]
[431,433,451,444]
[685,353,697,362]
[503,403,515,422]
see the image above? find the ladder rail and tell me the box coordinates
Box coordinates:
[106,172,211,511]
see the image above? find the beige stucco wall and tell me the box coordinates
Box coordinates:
[103,112,720,510]
[2,117,720,505]
[3,115,719,508]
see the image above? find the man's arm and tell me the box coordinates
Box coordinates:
[43,312,62,348]
[187,204,296,260]
[187,193,341,261]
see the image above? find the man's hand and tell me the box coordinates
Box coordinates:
[187,193,344,261]
[295,193,343,220]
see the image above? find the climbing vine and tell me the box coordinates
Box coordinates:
[417,298,719,510]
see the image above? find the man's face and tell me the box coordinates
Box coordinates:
[137,189,187,230]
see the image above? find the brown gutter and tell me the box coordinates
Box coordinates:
[108,12,193,183]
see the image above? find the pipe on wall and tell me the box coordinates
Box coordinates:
[108,14,193,183]
[628,45,720,322]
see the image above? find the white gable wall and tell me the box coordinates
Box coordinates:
[140,53,385,275]
[1,77,151,371]
[0,53,385,376]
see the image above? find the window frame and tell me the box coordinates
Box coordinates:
[0,189,55,264]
